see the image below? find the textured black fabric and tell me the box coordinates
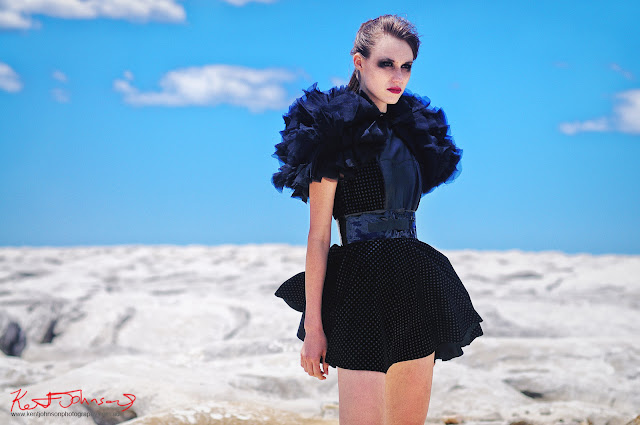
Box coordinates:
[273,83,483,374]
[275,238,484,373]
[271,82,462,204]
[333,161,386,217]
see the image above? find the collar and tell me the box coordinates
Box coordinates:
[306,81,436,130]
[351,86,416,122]
[356,88,381,110]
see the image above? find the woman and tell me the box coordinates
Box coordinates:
[272,14,484,425]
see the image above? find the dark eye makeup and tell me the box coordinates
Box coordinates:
[377,59,412,70]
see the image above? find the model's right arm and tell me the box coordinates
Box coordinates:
[300,176,337,380]
[304,176,338,333]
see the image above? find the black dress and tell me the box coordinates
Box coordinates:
[271,83,484,374]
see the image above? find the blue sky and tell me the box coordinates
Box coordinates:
[0,0,638,254]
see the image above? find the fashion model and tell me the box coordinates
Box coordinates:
[272,14,484,425]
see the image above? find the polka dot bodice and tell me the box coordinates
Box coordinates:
[333,124,423,245]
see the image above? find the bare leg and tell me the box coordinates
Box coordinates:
[337,367,386,425]
[383,352,435,425]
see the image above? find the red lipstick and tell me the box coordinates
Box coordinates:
[387,87,401,94]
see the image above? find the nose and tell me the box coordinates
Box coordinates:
[392,68,404,83]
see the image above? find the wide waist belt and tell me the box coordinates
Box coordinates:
[341,208,417,245]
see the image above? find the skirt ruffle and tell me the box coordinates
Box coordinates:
[274,238,484,374]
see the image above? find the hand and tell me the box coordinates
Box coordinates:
[300,328,329,380]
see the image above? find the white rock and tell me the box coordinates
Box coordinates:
[0,245,638,424]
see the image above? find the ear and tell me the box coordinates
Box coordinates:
[353,53,364,72]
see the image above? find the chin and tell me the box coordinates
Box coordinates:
[384,94,401,104]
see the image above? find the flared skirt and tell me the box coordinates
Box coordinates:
[274,237,484,374]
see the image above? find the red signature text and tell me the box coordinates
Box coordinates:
[10,389,136,412]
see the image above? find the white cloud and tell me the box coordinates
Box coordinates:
[559,89,640,135]
[0,62,22,92]
[113,64,298,113]
[612,89,640,133]
[52,70,67,82]
[330,76,348,87]
[123,70,134,81]
[610,63,634,80]
[222,0,277,6]
[0,7,35,29]
[558,117,609,135]
[0,0,186,30]
[51,87,70,103]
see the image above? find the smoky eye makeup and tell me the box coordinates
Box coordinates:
[377,59,413,70]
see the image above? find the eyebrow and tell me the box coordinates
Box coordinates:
[379,57,413,64]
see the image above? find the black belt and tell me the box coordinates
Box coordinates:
[340,208,417,245]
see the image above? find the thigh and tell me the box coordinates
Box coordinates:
[384,352,436,425]
[337,367,386,425]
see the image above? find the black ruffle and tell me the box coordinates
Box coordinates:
[271,82,386,204]
[271,83,462,203]
[387,88,463,195]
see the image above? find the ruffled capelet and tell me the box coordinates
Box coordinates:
[271,82,463,203]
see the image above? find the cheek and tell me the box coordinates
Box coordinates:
[373,70,388,85]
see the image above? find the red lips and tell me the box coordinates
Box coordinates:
[387,87,401,94]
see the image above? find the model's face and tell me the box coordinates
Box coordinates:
[354,34,414,113]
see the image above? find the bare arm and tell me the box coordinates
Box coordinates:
[304,176,338,333]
